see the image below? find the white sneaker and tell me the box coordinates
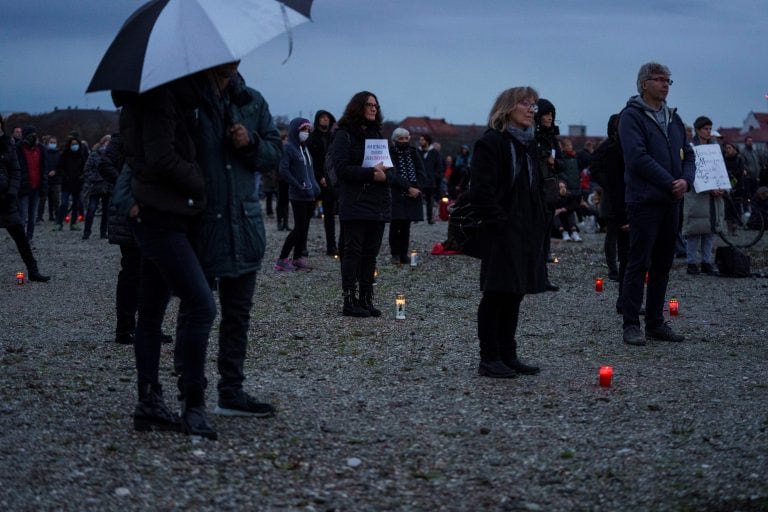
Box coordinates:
[561,231,571,241]
[571,231,582,242]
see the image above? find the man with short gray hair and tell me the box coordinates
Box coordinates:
[618,62,695,346]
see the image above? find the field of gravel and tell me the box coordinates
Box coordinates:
[1,212,767,512]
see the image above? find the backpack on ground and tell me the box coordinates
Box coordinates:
[715,246,751,277]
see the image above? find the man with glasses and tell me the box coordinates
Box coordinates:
[618,62,695,346]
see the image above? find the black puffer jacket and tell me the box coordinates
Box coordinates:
[328,123,391,222]
[120,76,206,230]
[99,133,135,247]
[0,134,22,228]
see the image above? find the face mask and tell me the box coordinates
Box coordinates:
[396,142,409,149]
[298,132,310,142]
[47,143,57,150]
[70,144,80,152]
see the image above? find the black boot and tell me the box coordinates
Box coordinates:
[359,289,382,317]
[501,341,540,375]
[180,393,218,440]
[134,384,180,432]
[342,289,370,317]
[27,262,50,283]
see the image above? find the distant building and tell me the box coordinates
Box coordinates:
[568,125,586,137]
[717,111,768,152]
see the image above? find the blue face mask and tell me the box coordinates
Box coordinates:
[47,143,57,150]
[70,144,79,152]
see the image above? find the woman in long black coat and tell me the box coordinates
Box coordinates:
[470,87,547,379]
[388,127,425,264]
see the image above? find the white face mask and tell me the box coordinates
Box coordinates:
[298,131,310,142]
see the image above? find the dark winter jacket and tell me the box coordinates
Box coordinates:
[619,96,695,205]
[389,144,426,221]
[46,148,61,185]
[55,140,87,194]
[16,141,48,196]
[279,117,320,202]
[534,126,564,207]
[328,124,392,222]
[120,76,207,231]
[100,134,135,247]
[84,147,111,195]
[418,146,442,190]
[307,110,337,198]
[469,128,546,295]
[193,74,282,279]
[0,134,22,228]
[589,115,626,224]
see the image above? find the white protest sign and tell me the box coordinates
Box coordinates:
[692,144,731,193]
[362,139,393,168]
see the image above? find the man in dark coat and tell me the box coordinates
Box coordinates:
[191,64,281,418]
[417,133,442,224]
[307,109,338,255]
[619,62,695,346]
[0,115,50,281]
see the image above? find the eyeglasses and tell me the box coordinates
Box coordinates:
[365,102,379,110]
[647,77,674,85]
[518,100,539,113]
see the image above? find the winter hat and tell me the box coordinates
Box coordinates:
[391,127,410,142]
[693,116,713,130]
[535,98,556,122]
[22,126,37,138]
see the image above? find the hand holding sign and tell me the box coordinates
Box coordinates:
[363,139,394,169]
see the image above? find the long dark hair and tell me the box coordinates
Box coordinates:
[337,91,382,133]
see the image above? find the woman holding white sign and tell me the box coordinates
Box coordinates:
[328,91,392,317]
[684,116,724,276]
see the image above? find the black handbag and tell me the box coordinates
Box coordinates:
[448,202,491,259]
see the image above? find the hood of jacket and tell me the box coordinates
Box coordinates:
[626,95,675,129]
[313,109,336,130]
[287,117,312,146]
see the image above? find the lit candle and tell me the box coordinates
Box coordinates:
[599,366,613,388]
[16,271,25,285]
[644,271,649,283]
[395,294,406,320]
[553,257,559,264]
[669,298,679,316]
[410,250,418,267]
[595,278,604,293]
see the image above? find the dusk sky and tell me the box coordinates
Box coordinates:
[1,0,767,136]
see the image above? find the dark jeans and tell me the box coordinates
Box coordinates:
[279,200,314,260]
[18,191,40,240]
[277,180,290,227]
[214,272,257,399]
[423,188,436,222]
[38,184,59,221]
[321,191,337,252]
[622,202,678,330]
[388,219,412,261]
[5,223,36,269]
[340,220,385,292]
[477,291,523,362]
[84,192,110,238]
[133,222,216,403]
[116,244,141,335]
[57,189,81,227]
[264,190,275,215]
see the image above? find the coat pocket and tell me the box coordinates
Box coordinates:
[241,200,266,269]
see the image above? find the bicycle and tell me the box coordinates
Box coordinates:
[717,193,764,248]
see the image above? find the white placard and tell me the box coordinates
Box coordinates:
[362,139,393,168]
[692,144,731,193]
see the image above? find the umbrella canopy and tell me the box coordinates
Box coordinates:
[86,0,312,94]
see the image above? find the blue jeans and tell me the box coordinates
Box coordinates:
[18,191,40,240]
[133,222,216,403]
[623,202,678,330]
[686,234,714,265]
[84,192,110,237]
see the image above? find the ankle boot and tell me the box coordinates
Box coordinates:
[359,289,381,317]
[27,262,50,283]
[342,289,370,317]
[134,384,180,432]
[180,391,218,440]
[501,343,540,375]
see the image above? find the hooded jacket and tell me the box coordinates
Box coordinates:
[619,95,695,204]
[307,109,337,186]
[279,117,320,202]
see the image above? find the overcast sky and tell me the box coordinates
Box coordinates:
[1,0,767,136]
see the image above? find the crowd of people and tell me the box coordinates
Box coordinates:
[3,59,768,437]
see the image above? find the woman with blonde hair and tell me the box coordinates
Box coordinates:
[470,87,547,378]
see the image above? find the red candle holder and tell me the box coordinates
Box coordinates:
[16,271,25,285]
[595,278,604,293]
[65,215,71,223]
[669,298,679,316]
[599,366,613,387]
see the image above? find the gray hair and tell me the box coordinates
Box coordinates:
[391,127,410,142]
[636,62,671,94]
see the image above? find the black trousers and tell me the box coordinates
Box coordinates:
[321,191,337,252]
[623,203,677,330]
[279,200,314,260]
[340,220,385,292]
[388,219,412,261]
[116,244,141,334]
[5,223,36,269]
[423,188,436,222]
[477,291,523,362]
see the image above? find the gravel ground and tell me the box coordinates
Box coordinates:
[1,213,767,512]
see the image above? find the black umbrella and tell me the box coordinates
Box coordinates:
[86,0,313,94]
